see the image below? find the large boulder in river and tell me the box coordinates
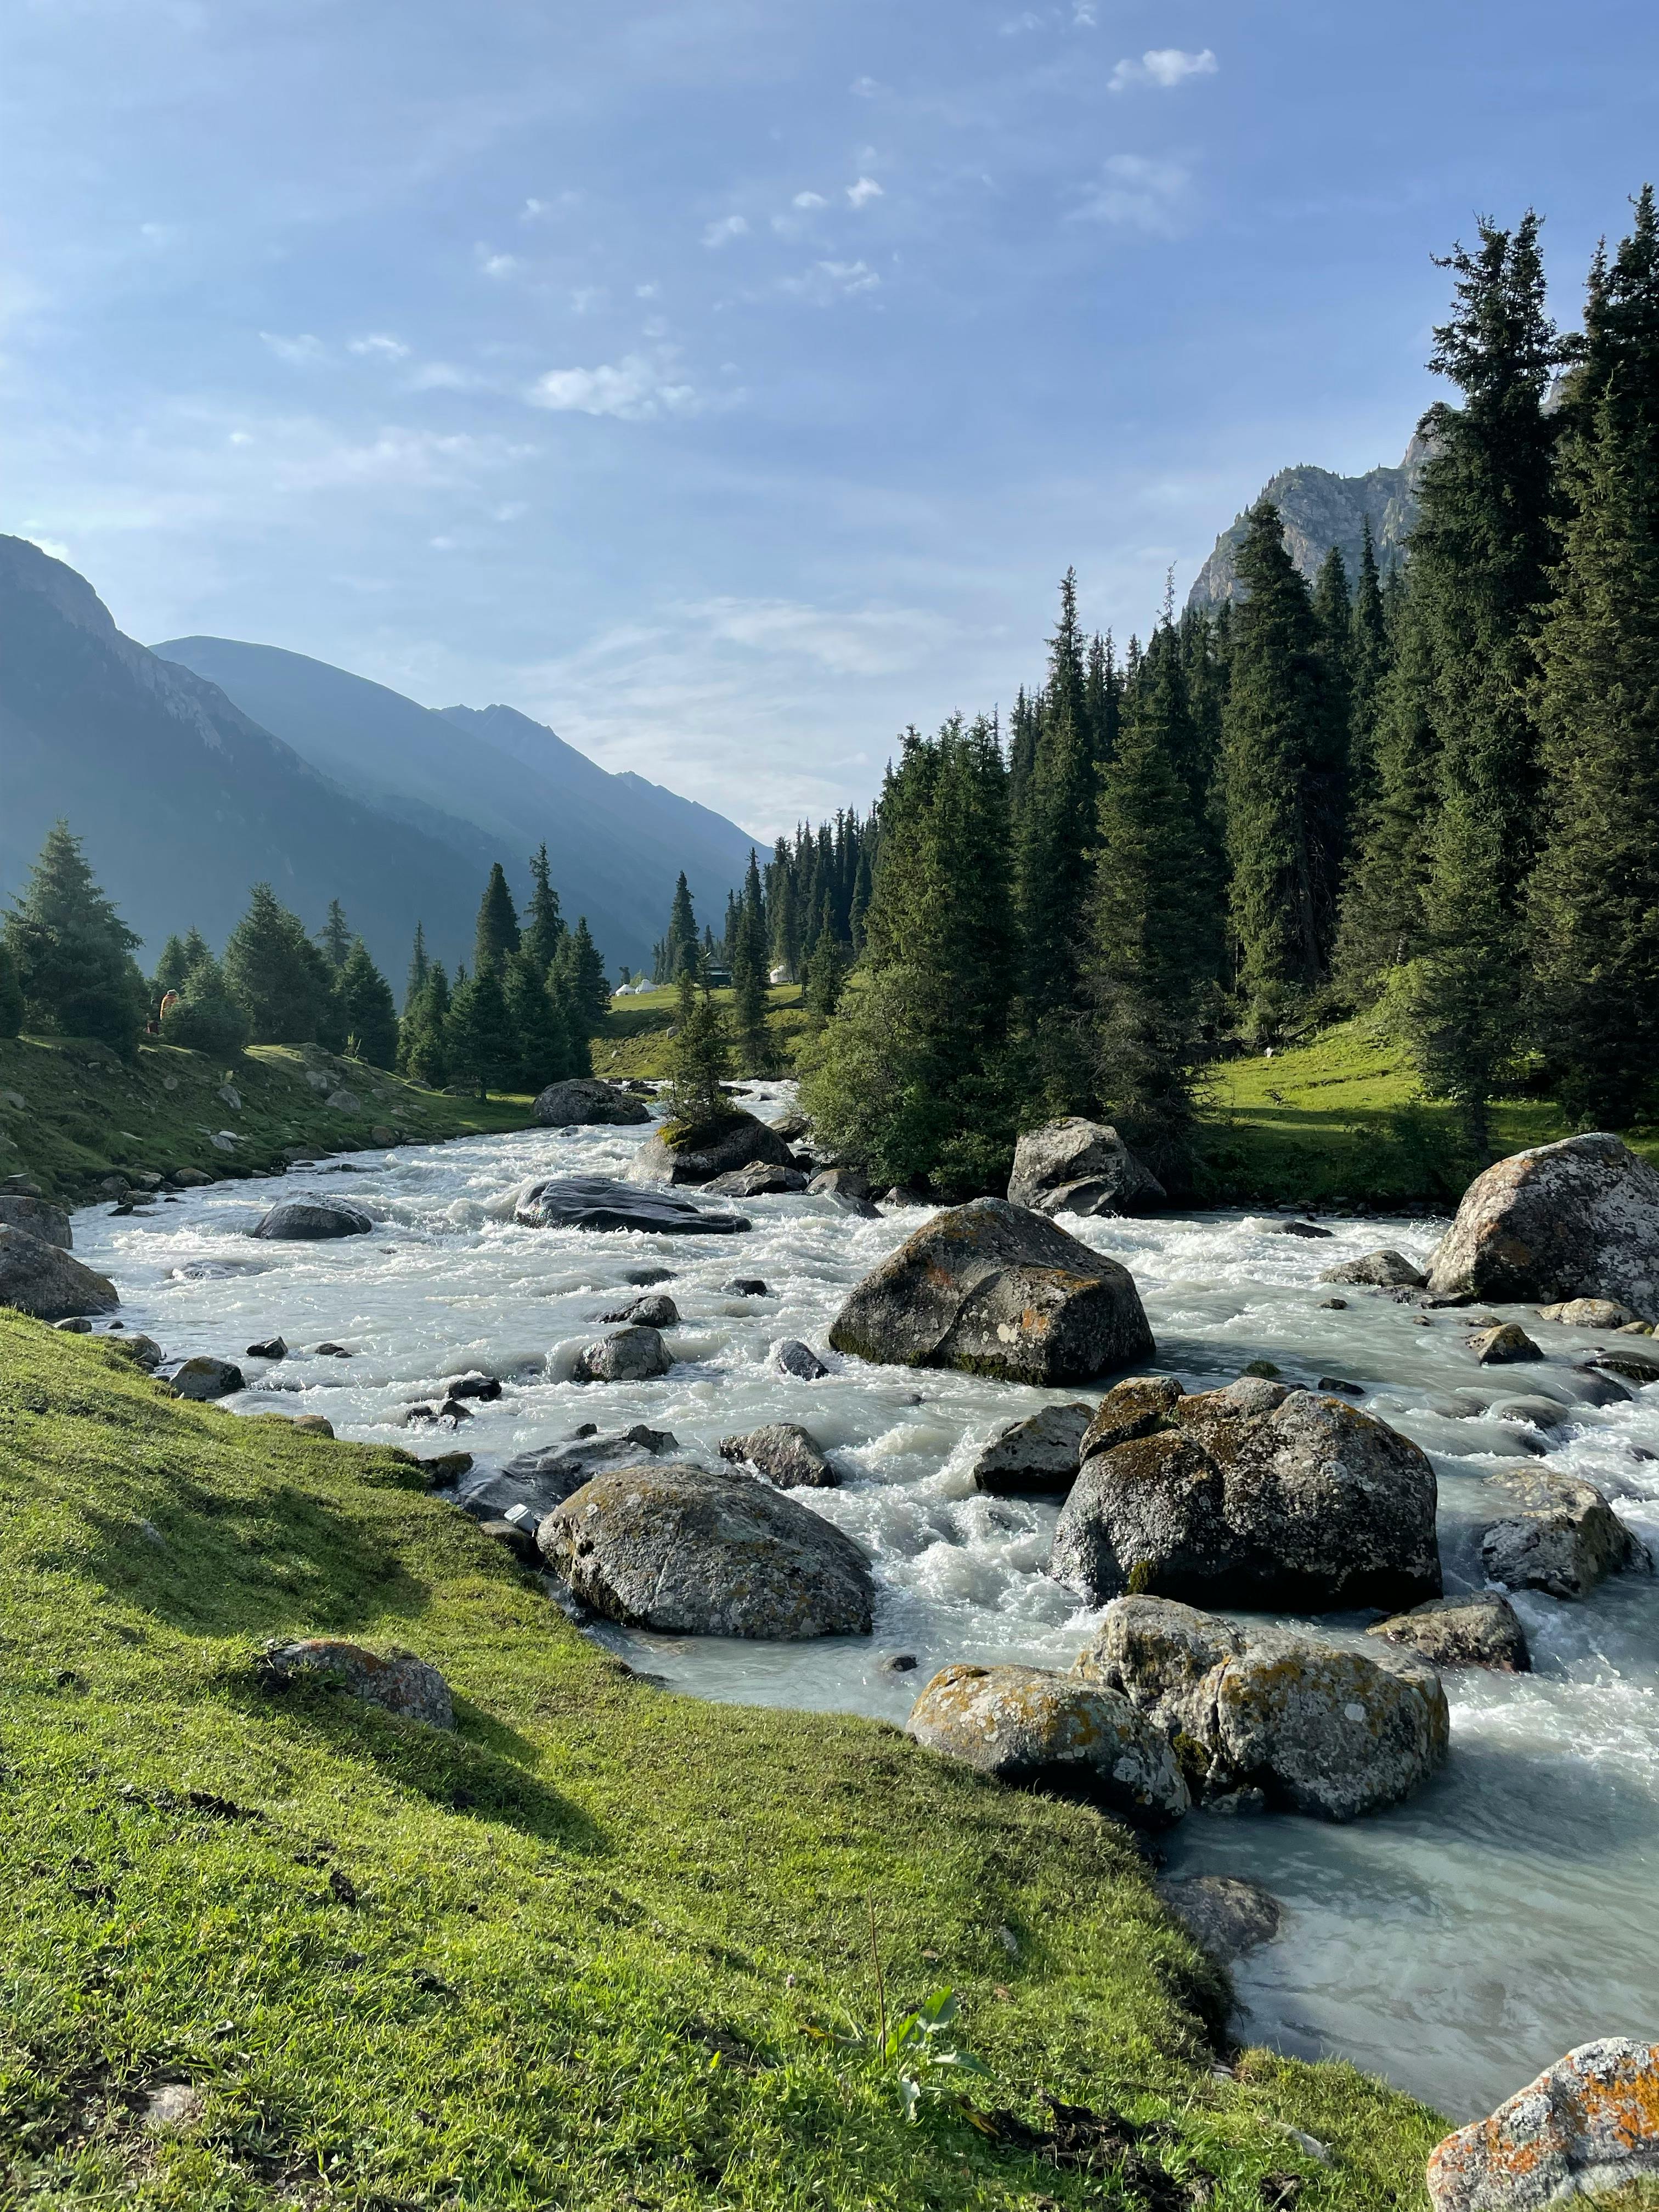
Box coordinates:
[1007,1118,1165,1217]
[1051,1374,1441,1611]
[511,1176,750,1235]
[625,1110,794,1188]
[572,1325,672,1383]
[1368,1592,1532,1673]
[1425,2038,1659,2212]
[1319,1249,1426,1289]
[970,1403,1094,1496]
[532,1077,651,1127]
[828,1198,1154,1386]
[1426,1132,1659,1307]
[538,1460,873,1637]
[1074,1595,1449,1820]
[719,1423,838,1488]
[1479,1465,1652,1599]
[252,1194,374,1241]
[0,1195,72,1249]
[905,1662,1190,1829]
[0,1224,119,1320]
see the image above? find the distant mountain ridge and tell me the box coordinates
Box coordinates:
[1186,433,1429,609]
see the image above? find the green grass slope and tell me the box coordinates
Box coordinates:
[0,1316,1445,2208]
[0,1036,532,1204]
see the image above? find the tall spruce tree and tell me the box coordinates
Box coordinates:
[729,851,771,1074]
[1017,574,1099,1105]
[0,941,23,1039]
[1528,187,1659,1125]
[504,944,573,1090]
[1334,583,1441,992]
[318,899,352,969]
[399,963,450,1086]
[556,917,610,1036]
[445,962,517,1094]
[160,953,250,1060]
[404,923,430,1013]
[1347,517,1391,815]
[524,844,566,970]
[337,939,399,1068]
[3,823,148,1054]
[474,864,521,973]
[223,885,335,1045]
[154,930,208,1000]
[667,957,731,1127]
[1221,501,1327,1035]
[660,873,698,983]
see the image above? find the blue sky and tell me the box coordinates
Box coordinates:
[3,1,1654,839]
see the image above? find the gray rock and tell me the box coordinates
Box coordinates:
[531,1078,651,1127]
[0,1225,119,1320]
[252,1194,374,1241]
[1318,1249,1426,1289]
[170,1169,212,1188]
[1158,1874,1284,1963]
[775,1338,830,1381]
[100,1333,165,1373]
[511,1175,750,1235]
[1427,1132,1659,1307]
[1268,1218,1333,1239]
[156,1355,245,1401]
[829,1198,1154,1387]
[1537,1296,1643,1329]
[572,1325,672,1384]
[1565,1367,1633,1407]
[475,1516,541,1566]
[464,1424,682,1531]
[625,1110,795,1188]
[1472,1323,1543,1364]
[54,1316,93,1332]
[905,1661,1190,1828]
[0,1195,72,1249]
[1053,1378,1441,1612]
[262,1638,453,1728]
[325,1088,362,1115]
[1486,1395,1571,1432]
[1007,1118,1165,1217]
[601,1292,680,1327]
[970,1403,1094,1496]
[538,1460,873,1638]
[245,1336,288,1360]
[1480,1466,1652,1599]
[807,1166,881,1215]
[719,1422,838,1488]
[723,1276,770,1296]
[1368,1592,1531,1673]
[1075,1596,1449,1821]
[703,1162,809,1197]
[1587,1341,1659,1386]
[1425,2037,1659,2212]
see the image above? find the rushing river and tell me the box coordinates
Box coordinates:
[71,1093,1659,2124]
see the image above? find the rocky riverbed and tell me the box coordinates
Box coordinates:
[66,1090,1659,2124]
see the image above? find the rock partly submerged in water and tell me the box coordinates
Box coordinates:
[829,1198,1154,1387]
[1051,1374,1442,1613]
[1074,1594,1450,1821]
[625,1110,795,1188]
[1427,1132,1659,1308]
[1157,1874,1284,1963]
[531,1077,651,1126]
[1319,1249,1427,1289]
[511,1175,751,1235]
[703,1161,809,1198]
[905,1661,1191,1828]
[538,1460,874,1638]
[156,1353,245,1401]
[1368,1592,1532,1673]
[1426,2037,1659,2212]
[719,1422,838,1488]
[1006,1117,1166,1218]
[252,1194,374,1241]
[572,1324,673,1384]
[0,1225,119,1320]
[970,1403,1094,1496]
[1479,1465,1652,1599]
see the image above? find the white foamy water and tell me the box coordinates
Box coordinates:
[71,1094,1659,2122]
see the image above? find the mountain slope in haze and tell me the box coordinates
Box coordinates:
[1186,433,1429,610]
[0,536,493,977]
[154,639,761,976]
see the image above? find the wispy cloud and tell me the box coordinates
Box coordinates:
[259,331,328,366]
[781,260,881,304]
[846,176,884,208]
[521,191,582,221]
[525,352,699,420]
[1070,153,1190,232]
[405,361,482,391]
[347,333,410,360]
[792,189,828,210]
[702,214,749,247]
[850,75,884,97]
[475,245,521,278]
[1109,46,1217,92]
[693,596,953,678]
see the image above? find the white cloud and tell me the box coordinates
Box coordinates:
[846,177,884,208]
[348,333,410,359]
[1109,46,1217,92]
[702,214,749,247]
[525,353,699,420]
[521,191,581,221]
[792,190,828,210]
[1073,1,1098,22]
[1070,153,1190,231]
[404,361,481,391]
[850,75,884,97]
[781,259,881,304]
[476,246,521,278]
[23,533,74,562]
[636,281,659,299]
[259,331,327,366]
[693,597,953,678]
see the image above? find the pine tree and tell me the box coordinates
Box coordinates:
[159,953,250,1060]
[1405,212,1563,1144]
[1334,590,1440,992]
[404,923,431,1014]
[400,964,451,1087]
[1528,186,1659,1125]
[1017,574,1100,1105]
[1347,516,1391,815]
[849,844,873,952]
[1221,502,1327,1035]
[223,884,335,1044]
[0,940,25,1039]
[804,928,849,1023]
[667,958,731,1128]
[474,864,521,974]
[445,962,518,1094]
[729,852,771,1074]
[524,844,566,970]
[337,939,399,1068]
[318,899,352,969]
[505,945,574,1090]
[154,932,204,1000]
[1308,544,1355,955]
[660,873,698,983]
[555,917,610,1036]
[2,822,147,1054]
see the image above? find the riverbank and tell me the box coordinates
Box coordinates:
[0,1034,534,1204]
[0,1311,1443,2209]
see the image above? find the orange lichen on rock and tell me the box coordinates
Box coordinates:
[1426,2038,1659,2210]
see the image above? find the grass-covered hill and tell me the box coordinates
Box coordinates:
[0,1313,1446,2208]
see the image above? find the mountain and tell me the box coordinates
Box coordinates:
[1186,433,1429,610]
[0,535,494,978]
[154,640,761,975]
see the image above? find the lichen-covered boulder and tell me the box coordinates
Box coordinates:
[1319,1249,1426,1289]
[538,1460,873,1638]
[1368,1592,1531,1673]
[625,1110,795,1188]
[262,1638,453,1728]
[1427,1133,1659,1307]
[0,1195,72,1249]
[1052,1376,1441,1612]
[1537,1297,1643,1329]
[1426,2038,1659,2212]
[532,1078,651,1126]
[719,1423,838,1488]
[511,1175,750,1235]
[0,1226,119,1321]
[970,1403,1094,1496]
[156,1354,245,1401]
[905,1662,1190,1828]
[1480,1466,1652,1599]
[572,1325,672,1384]
[252,1194,373,1241]
[828,1198,1154,1386]
[1007,1118,1165,1217]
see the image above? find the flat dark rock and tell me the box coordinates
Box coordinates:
[512,1176,750,1235]
[253,1194,374,1241]
[972,1403,1094,1496]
